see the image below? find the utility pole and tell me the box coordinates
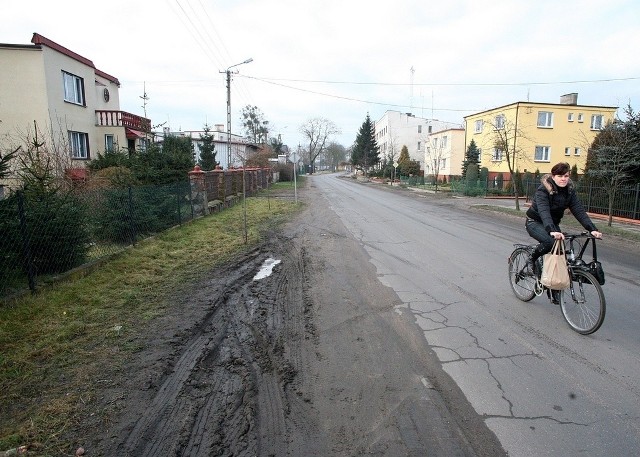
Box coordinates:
[220,58,253,169]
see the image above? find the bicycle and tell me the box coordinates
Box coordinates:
[508,232,606,335]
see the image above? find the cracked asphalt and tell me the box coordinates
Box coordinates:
[315,173,640,457]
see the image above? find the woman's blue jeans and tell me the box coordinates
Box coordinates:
[525,219,555,259]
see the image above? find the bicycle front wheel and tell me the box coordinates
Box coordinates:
[508,247,536,302]
[560,270,606,335]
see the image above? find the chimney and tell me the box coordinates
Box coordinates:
[214,124,225,132]
[560,93,578,105]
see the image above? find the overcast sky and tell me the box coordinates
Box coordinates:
[4,0,640,149]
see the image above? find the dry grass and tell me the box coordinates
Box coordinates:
[0,196,303,455]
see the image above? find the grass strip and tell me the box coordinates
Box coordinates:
[0,196,303,455]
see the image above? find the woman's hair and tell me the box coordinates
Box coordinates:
[551,162,571,176]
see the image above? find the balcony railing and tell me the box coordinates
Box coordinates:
[95,110,151,131]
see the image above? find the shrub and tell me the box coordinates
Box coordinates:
[1,191,90,276]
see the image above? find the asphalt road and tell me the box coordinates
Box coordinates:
[313,173,640,457]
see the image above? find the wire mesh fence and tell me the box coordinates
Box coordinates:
[1,180,193,299]
[450,178,640,221]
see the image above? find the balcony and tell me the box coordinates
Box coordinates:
[95,110,151,132]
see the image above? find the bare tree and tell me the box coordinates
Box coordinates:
[481,115,531,211]
[424,136,448,192]
[384,135,400,181]
[298,117,340,174]
[241,105,269,144]
[4,118,76,193]
[586,105,640,226]
[323,142,347,172]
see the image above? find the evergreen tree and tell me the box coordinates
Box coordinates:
[398,145,410,164]
[0,146,18,180]
[198,124,218,170]
[132,135,194,184]
[461,139,480,180]
[397,145,419,177]
[351,114,380,175]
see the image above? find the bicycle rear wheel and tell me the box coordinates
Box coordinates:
[508,247,536,302]
[560,270,606,335]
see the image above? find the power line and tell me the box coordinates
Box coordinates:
[239,75,481,113]
[244,75,640,87]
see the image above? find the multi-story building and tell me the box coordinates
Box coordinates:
[0,33,150,186]
[375,110,461,171]
[424,127,465,181]
[463,93,617,180]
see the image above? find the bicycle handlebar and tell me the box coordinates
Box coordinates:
[562,231,599,240]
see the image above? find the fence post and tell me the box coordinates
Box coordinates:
[188,165,207,216]
[634,183,640,221]
[128,186,136,246]
[17,191,36,293]
[176,180,182,226]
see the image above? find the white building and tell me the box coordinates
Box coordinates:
[374,111,461,171]
[154,124,254,170]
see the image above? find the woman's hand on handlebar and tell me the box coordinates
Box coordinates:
[591,230,603,239]
[550,231,565,240]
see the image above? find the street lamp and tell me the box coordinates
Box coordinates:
[221,58,253,168]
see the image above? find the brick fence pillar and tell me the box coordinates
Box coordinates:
[188,165,207,216]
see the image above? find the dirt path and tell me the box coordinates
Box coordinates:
[82,180,505,456]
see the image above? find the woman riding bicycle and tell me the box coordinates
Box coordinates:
[525,162,602,300]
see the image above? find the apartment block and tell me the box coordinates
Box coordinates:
[463,93,617,179]
[375,110,460,171]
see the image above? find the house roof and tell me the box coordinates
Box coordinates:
[31,33,120,86]
[463,100,618,119]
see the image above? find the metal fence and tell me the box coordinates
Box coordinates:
[1,180,193,299]
[450,178,640,221]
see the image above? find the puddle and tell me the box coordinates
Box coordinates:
[253,257,282,281]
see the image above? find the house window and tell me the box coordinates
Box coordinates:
[474,120,483,133]
[105,134,115,152]
[537,111,553,128]
[417,141,421,150]
[495,114,505,129]
[442,136,448,148]
[440,158,447,168]
[574,147,581,156]
[577,113,584,122]
[62,71,85,105]
[69,131,89,159]
[418,125,422,133]
[535,145,551,161]
[590,114,604,130]
[492,148,503,161]
[428,125,433,133]
[568,113,574,122]
[565,147,571,156]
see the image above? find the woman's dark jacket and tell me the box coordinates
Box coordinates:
[526,174,597,233]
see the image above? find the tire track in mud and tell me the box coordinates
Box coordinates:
[108,241,318,456]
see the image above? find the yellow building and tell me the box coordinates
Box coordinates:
[463,94,617,179]
[0,33,150,188]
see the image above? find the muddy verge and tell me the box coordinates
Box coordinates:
[75,183,505,456]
